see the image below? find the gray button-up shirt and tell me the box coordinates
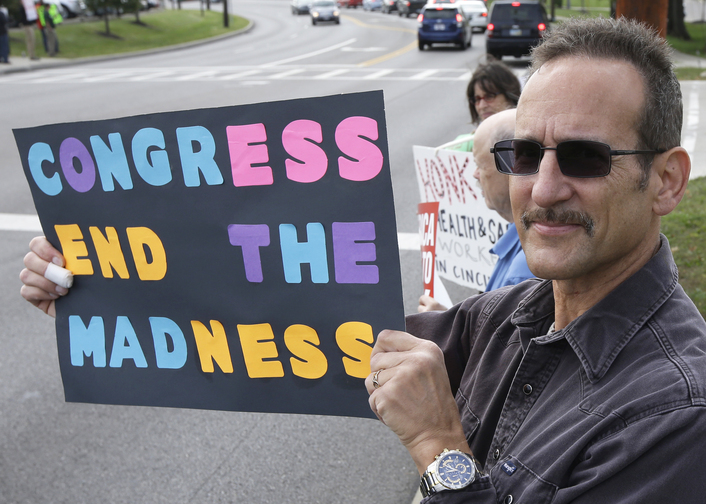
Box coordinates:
[407,235,706,503]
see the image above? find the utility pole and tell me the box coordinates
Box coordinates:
[223,0,229,27]
[615,0,668,37]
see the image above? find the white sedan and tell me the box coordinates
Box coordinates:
[456,0,488,32]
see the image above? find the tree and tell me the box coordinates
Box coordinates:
[616,0,668,37]
[667,0,691,40]
[120,0,144,25]
[84,0,123,36]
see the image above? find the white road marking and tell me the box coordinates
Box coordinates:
[216,69,263,80]
[0,213,42,232]
[268,68,306,79]
[260,38,358,67]
[410,69,439,80]
[0,66,473,83]
[363,69,394,79]
[398,232,419,251]
[129,70,176,81]
[313,68,350,79]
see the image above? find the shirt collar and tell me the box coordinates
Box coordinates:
[490,223,521,259]
[512,234,679,383]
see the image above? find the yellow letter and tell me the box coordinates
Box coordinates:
[335,321,373,378]
[284,324,328,379]
[89,226,129,279]
[237,323,284,378]
[191,320,234,373]
[55,224,93,275]
[126,227,167,281]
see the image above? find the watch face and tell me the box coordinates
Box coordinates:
[437,452,475,490]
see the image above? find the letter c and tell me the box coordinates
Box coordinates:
[28,142,62,196]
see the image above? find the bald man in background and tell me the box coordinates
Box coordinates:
[419,109,533,312]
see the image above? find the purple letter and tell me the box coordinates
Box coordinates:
[332,222,379,284]
[228,224,270,282]
[60,137,96,193]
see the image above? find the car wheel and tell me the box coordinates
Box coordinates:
[336,18,340,23]
[418,40,425,50]
[312,19,317,24]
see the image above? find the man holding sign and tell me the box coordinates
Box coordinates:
[368,18,706,502]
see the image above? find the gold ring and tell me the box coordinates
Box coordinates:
[372,369,383,389]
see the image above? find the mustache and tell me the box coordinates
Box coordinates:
[520,208,595,237]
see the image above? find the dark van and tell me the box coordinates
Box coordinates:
[485,0,548,59]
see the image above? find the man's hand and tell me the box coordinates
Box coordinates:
[366,330,470,474]
[418,295,448,313]
[19,236,68,318]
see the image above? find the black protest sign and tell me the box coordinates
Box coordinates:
[14,91,404,419]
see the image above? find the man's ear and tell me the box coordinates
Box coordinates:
[652,147,691,217]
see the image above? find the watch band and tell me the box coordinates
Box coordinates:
[419,449,484,498]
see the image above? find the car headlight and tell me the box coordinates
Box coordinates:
[333,9,339,15]
[313,11,319,16]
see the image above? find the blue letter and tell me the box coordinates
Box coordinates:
[69,315,106,367]
[149,317,187,369]
[109,316,148,368]
[28,142,62,196]
[132,128,172,187]
[90,133,134,192]
[176,126,224,187]
[279,223,329,284]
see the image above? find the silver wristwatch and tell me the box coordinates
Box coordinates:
[419,449,484,498]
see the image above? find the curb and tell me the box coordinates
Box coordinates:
[0,17,254,75]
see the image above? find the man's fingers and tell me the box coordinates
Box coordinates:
[373,329,422,354]
[20,284,58,317]
[28,236,64,267]
[19,267,68,296]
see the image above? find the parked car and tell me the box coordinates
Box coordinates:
[338,0,363,7]
[381,0,397,12]
[291,0,312,14]
[417,4,471,50]
[44,0,86,18]
[291,0,311,14]
[485,0,548,59]
[363,0,383,10]
[397,0,425,17]
[311,0,340,24]
[457,0,487,32]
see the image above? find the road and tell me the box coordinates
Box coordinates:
[0,2,494,503]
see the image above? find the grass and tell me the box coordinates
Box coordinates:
[8,9,248,59]
[662,177,706,318]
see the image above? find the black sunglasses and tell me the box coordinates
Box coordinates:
[491,139,665,178]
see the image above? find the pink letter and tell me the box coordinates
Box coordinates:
[283,120,328,183]
[335,116,383,182]
[226,123,273,187]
